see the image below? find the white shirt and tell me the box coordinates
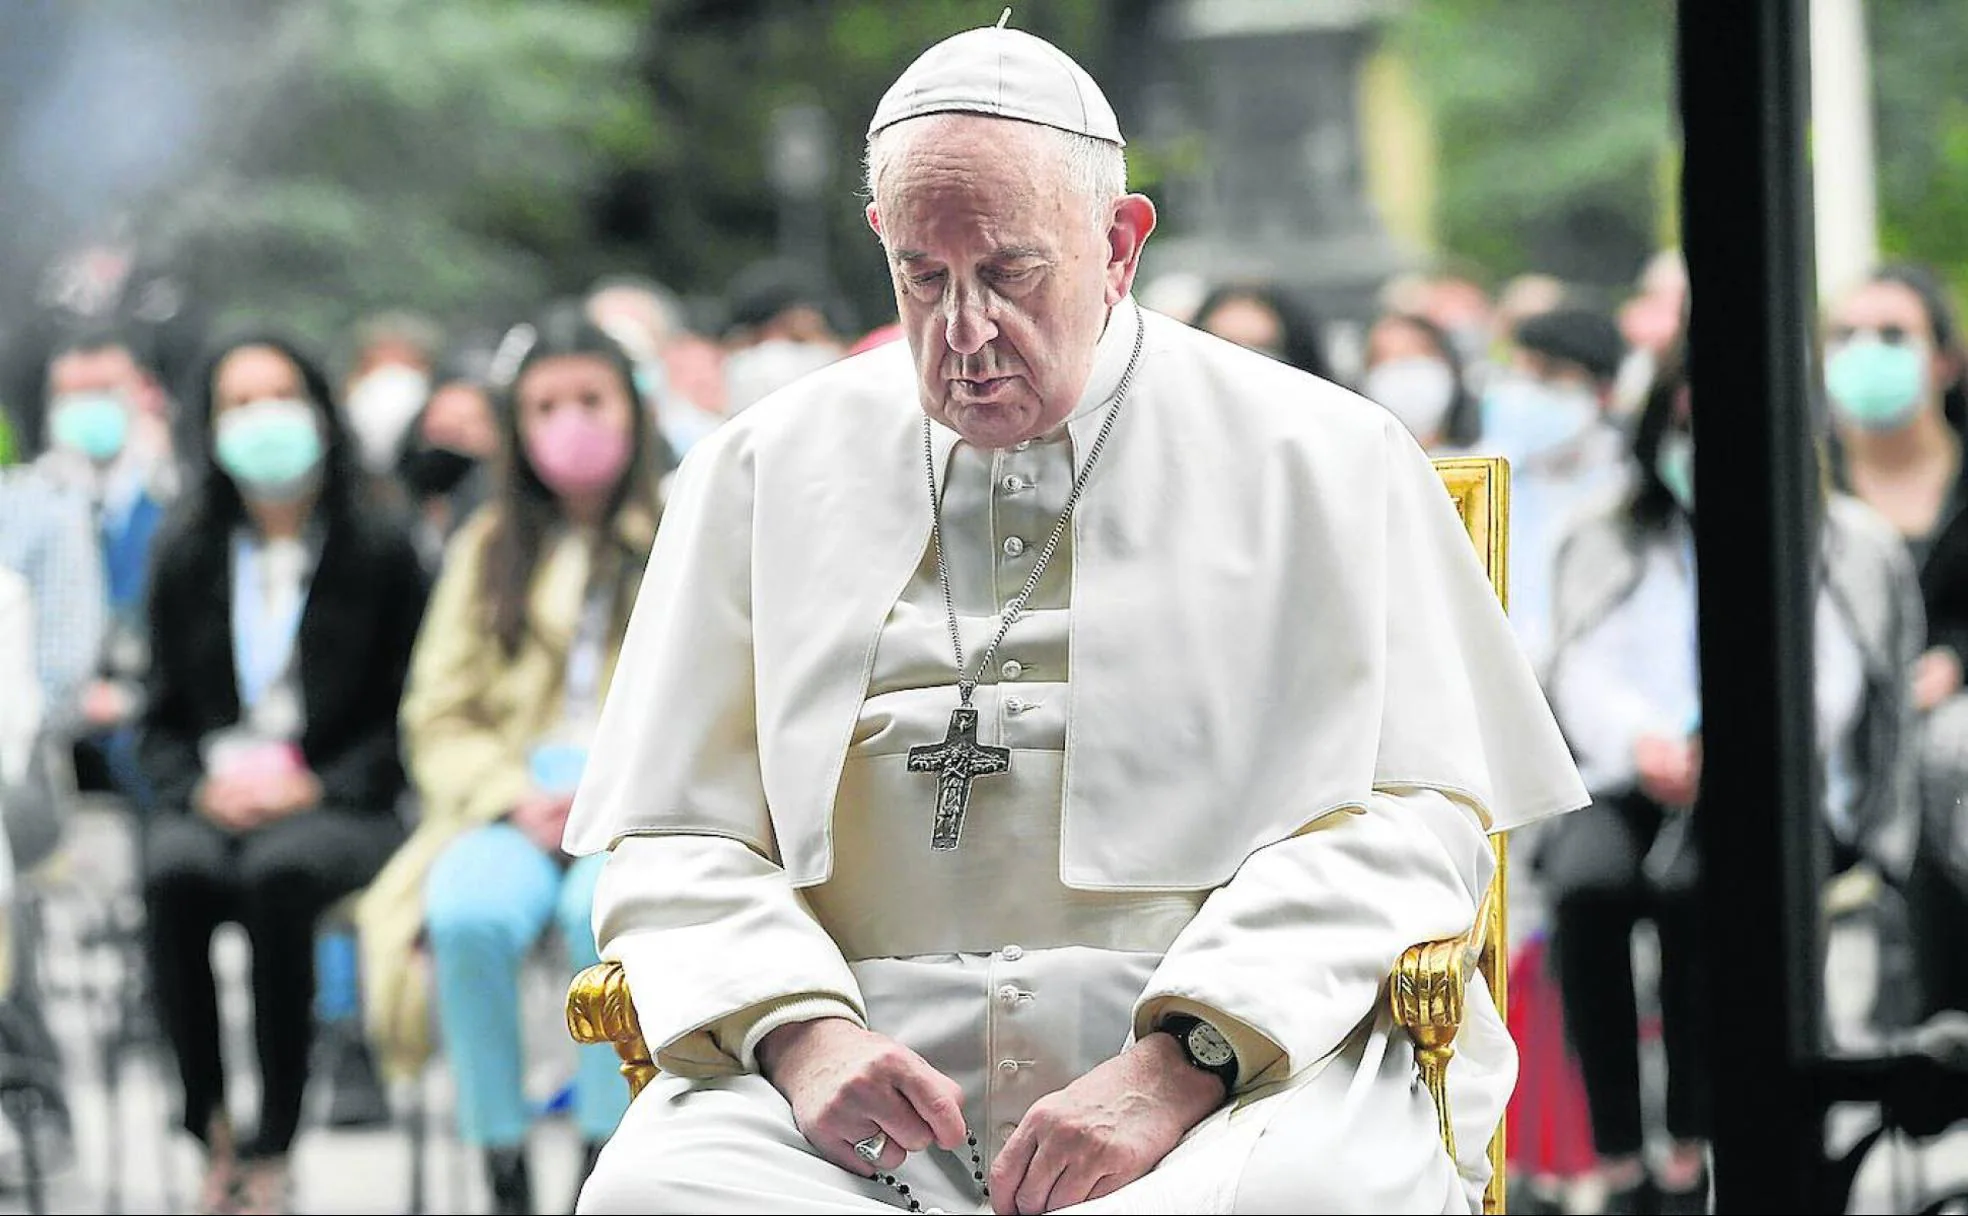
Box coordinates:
[1552,522,1872,835]
[811,403,1204,961]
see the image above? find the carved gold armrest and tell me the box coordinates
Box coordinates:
[567,960,659,1099]
[1388,875,1500,1164]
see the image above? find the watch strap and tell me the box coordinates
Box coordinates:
[1155,1012,1238,1092]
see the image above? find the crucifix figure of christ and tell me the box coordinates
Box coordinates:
[906,706,1011,850]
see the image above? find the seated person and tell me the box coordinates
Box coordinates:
[393,355,501,571]
[1360,311,1484,456]
[565,23,1586,1216]
[1822,266,1968,1021]
[1193,281,1333,381]
[139,333,427,1215]
[359,309,663,1214]
[1541,345,1922,1212]
[0,563,35,927]
[0,460,105,871]
[37,325,177,816]
[1476,306,1632,674]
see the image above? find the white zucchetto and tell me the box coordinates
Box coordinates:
[867,17,1125,146]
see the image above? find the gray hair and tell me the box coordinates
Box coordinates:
[863,119,1127,231]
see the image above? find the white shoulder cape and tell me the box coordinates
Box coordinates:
[566,300,1587,889]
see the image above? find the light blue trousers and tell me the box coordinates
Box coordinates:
[425,822,628,1146]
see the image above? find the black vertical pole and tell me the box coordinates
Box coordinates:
[1678,0,1828,1210]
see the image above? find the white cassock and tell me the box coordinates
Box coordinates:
[564,298,1588,1214]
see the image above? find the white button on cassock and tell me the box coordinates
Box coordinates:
[1000,944,1024,961]
[1002,536,1027,558]
[1000,475,1028,494]
[1000,661,1024,681]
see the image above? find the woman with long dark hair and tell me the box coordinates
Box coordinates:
[1359,311,1483,452]
[140,333,428,1214]
[1824,265,1968,1022]
[1192,281,1333,381]
[356,305,669,1213]
[1539,345,1923,1213]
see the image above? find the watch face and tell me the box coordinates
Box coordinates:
[1187,1022,1236,1069]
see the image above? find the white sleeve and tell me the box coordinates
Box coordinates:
[1132,787,1492,1085]
[1548,620,1656,796]
[593,833,865,1078]
[0,571,40,789]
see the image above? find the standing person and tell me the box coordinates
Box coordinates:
[139,333,427,1215]
[358,309,660,1214]
[1542,348,1923,1214]
[567,21,1586,1215]
[1824,265,1968,1019]
[1360,311,1483,454]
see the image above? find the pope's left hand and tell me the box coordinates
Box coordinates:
[990,1029,1225,1214]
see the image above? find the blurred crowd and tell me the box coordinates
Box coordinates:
[0,241,1961,1216]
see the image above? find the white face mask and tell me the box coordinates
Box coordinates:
[344,363,430,474]
[1362,358,1458,440]
[723,340,841,415]
[1480,374,1601,459]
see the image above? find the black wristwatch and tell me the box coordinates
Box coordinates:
[1155,1013,1238,1093]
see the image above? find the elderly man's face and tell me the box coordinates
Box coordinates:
[868,115,1153,449]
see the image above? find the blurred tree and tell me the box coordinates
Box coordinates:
[632,0,1158,337]
[1871,0,1968,302]
[141,0,653,358]
[1391,0,1968,305]
[1387,0,1676,293]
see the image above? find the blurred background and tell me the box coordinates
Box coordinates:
[1,0,1959,417]
[0,1,1964,1214]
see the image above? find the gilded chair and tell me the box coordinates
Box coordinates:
[570,455,1515,1216]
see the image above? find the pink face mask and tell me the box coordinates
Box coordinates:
[524,409,632,499]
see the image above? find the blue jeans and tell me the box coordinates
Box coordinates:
[425,823,627,1146]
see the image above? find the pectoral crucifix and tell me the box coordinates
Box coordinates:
[907,706,1011,851]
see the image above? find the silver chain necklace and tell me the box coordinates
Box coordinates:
[905,309,1145,851]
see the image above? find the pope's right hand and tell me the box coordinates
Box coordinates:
[757,1016,968,1177]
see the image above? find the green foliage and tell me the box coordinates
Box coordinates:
[1389,0,1675,287]
[1871,0,1968,304]
[636,0,1131,332]
[1393,0,1968,302]
[114,0,1967,352]
[143,0,650,352]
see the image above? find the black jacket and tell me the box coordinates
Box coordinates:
[139,508,430,816]
[1917,471,1968,662]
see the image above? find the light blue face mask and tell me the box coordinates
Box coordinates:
[1479,376,1598,459]
[49,392,131,462]
[1657,431,1694,512]
[1826,338,1925,431]
[215,398,324,502]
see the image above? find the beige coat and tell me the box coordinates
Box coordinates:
[355,503,655,1077]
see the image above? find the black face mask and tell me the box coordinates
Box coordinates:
[398,445,479,497]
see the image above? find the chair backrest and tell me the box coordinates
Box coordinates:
[1430,455,1511,1216]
